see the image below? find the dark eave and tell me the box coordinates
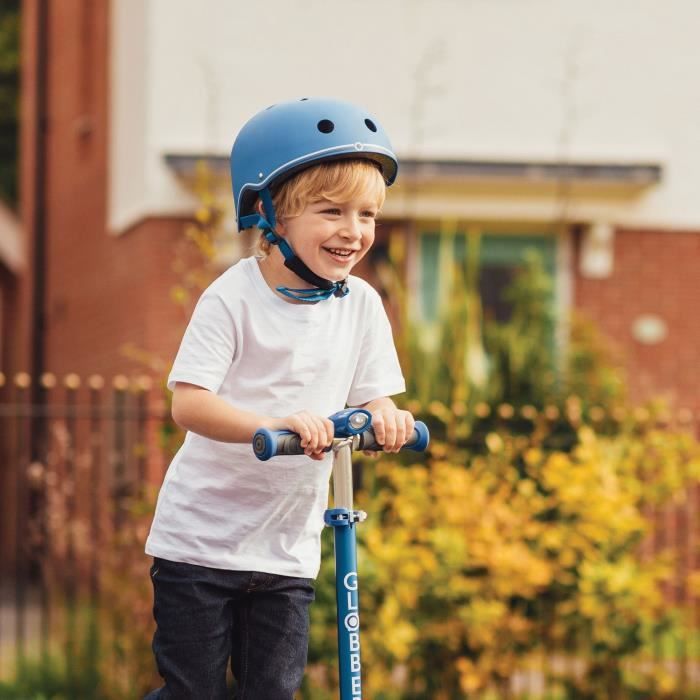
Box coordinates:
[398,159,662,186]
[164,153,662,187]
[165,153,229,179]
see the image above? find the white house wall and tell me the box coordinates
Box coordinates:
[110,0,700,232]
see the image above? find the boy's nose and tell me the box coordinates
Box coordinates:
[339,216,362,240]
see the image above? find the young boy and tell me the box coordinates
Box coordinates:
[144,98,414,699]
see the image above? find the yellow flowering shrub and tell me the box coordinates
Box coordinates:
[305,422,700,699]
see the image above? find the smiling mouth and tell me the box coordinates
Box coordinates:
[323,247,356,259]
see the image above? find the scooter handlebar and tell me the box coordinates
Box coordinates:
[253,421,430,462]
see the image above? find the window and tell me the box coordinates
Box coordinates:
[418,229,556,322]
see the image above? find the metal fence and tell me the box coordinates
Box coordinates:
[0,372,170,693]
[0,372,699,698]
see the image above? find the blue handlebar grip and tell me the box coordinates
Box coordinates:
[253,428,303,461]
[356,421,430,452]
[406,421,430,452]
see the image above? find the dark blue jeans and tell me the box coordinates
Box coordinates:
[144,557,315,699]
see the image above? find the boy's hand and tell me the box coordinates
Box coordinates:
[363,400,415,453]
[272,411,334,460]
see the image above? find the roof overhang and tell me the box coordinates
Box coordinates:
[163,153,664,228]
[398,158,662,194]
[165,153,661,191]
[164,153,230,184]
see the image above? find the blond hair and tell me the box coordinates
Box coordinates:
[255,159,386,256]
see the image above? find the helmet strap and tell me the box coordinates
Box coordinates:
[249,188,349,302]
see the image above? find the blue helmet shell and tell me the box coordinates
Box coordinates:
[230,98,398,228]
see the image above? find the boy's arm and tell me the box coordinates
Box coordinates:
[357,396,415,453]
[172,382,333,459]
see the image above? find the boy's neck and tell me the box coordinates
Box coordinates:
[257,253,320,305]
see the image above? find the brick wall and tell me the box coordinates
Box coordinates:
[17,0,193,380]
[574,228,700,414]
[48,215,200,377]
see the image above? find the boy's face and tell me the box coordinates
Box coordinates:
[276,192,380,282]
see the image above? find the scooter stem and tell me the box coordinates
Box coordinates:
[333,441,354,511]
[325,441,364,699]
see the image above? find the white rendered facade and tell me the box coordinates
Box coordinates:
[110,0,700,233]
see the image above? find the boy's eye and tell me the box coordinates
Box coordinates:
[361,210,377,219]
[322,208,341,215]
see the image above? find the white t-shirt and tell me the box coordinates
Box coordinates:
[145,256,405,578]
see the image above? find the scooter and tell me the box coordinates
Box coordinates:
[253,408,429,700]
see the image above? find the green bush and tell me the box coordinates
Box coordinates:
[0,643,102,700]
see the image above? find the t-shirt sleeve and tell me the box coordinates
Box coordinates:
[166,292,236,393]
[346,292,406,406]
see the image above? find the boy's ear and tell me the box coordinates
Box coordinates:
[256,198,286,235]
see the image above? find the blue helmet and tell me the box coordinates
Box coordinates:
[230,97,398,229]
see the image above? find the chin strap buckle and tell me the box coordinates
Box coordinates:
[333,280,349,298]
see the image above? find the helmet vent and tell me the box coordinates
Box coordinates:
[300,97,309,101]
[317,119,335,134]
[364,119,377,132]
